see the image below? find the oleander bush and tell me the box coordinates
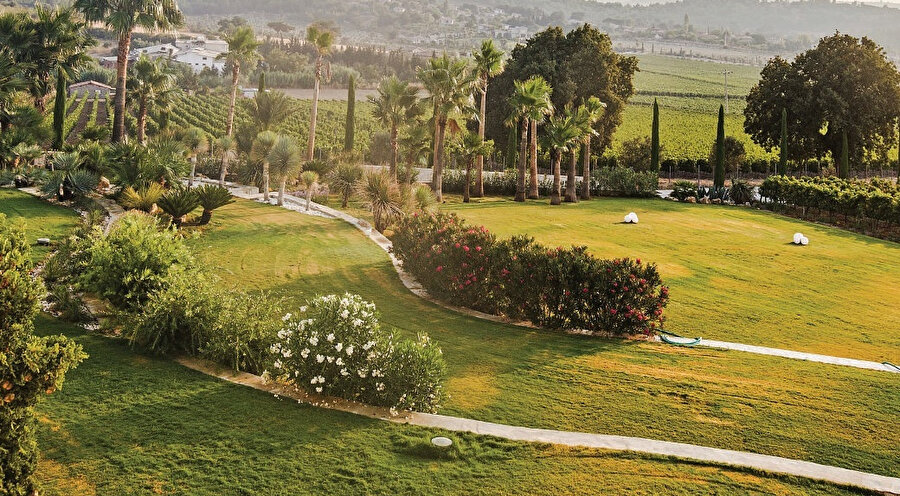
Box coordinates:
[760,175,900,224]
[392,212,668,336]
[268,294,446,412]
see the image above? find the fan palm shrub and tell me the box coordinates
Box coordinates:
[195,184,234,225]
[157,186,199,227]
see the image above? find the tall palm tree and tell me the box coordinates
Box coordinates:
[128,55,177,144]
[507,76,552,202]
[215,135,236,186]
[250,130,278,201]
[525,81,553,199]
[75,0,182,142]
[472,39,503,198]
[578,97,605,200]
[305,24,334,161]
[369,76,421,180]
[182,127,207,188]
[247,90,291,131]
[543,108,582,206]
[417,54,474,202]
[451,130,494,203]
[218,26,260,137]
[267,134,302,206]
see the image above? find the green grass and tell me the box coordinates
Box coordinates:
[633,55,760,99]
[186,199,899,477]
[0,188,80,261]
[33,315,871,495]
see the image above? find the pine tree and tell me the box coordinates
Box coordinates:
[839,130,849,179]
[53,68,66,149]
[779,108,787,175]
[650,98,660,172]
[714,104,726,188]
[344,75,355,153]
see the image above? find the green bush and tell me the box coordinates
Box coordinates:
[591,167,659,197]
[760,175,900,224]
[729,180,754,204]
[79,212,193,311]
[268,294,446,412]
[670,180,697,201]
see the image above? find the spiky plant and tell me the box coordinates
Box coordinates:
[157,187,200,227]
[358,169,403,232]
[119,182,165,212]
[299,170,319,211]
[195,184,234,225]
[413,183,437,212]
[328,160,363,208]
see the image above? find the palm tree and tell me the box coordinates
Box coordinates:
[543,108,582,206]
[305,24,334,161]
[250,130,278,201]
[75,0,183,142]
[578,97,605,200]
[246,90,291,131]
[507,76,552,202]
[472,39,503,198]
[329,159,363,208]
[524,80,553,199]
[215,135,236,186]
[452,131,494,203]
[417,54,474,202]
[299,170,319,211]
[0,52,26,132]
[267,134,302,206]
[218,26,260,137]
[128,55,177,144]
[182,127,208,188]
[369,76,421,180]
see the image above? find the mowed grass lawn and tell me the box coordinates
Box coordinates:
[2,193,863,495]
[190,200,899,477]
[443,196,900,363]
[0,188,80,261]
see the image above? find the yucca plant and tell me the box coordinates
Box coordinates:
[730,180,754,204]
[299,171,319,211]
[358,169,404,232]
[195,184,234,225]
[328,160,363,208]
[157,187,200,227]
[413,183,437,212]
[119,182,166,212]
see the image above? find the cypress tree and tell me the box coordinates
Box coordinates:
[839,130,849,179]
[650,99,660,172]
[53,68,66,149]
[258,72,266,93]
[344,75,355,152]
[713,104,726,188]
[779,108,787,176]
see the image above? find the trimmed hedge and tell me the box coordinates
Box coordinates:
[441,167,658,198]
[760,176,900,224]
[391,212,668,336]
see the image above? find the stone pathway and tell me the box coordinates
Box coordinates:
[178,356,900,495]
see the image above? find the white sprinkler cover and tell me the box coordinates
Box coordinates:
[431,436,453,447]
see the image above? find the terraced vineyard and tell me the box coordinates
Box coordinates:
[62,92,111,144]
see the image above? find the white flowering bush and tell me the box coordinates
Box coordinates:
[268,294,446,413]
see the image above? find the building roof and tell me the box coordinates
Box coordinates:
[68,80,114,90]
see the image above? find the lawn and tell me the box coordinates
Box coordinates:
[33,316,869,496]
[188,199,900,477]
[0,188,80,261]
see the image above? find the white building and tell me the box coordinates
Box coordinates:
[174,49,225,74]
[68,80,114,98]
[132,43,180,60]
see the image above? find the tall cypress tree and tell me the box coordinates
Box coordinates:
[344,75,355,153]
[53,68,66,150]
[258,72,266,93]
[779,108,787,176]
[839,130,849,179]
[650,98,660,172]
[714,104,726,188]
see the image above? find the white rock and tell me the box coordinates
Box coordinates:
[793,233,803,244]
[36,238,51,246]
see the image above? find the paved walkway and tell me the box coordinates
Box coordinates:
[178,355,900,494]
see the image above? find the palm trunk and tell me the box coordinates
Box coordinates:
[278,178,286,206]
[581,136,591,200]
[262,162,270,201]
[565,146,578,202]
[307,58,321,161]
[306,189,312,211]
[112,33,132,143]
[550,150,562,205]
[390,125,398,180]
[189,156,197,187]
[432,118,446,203]
[137,97,148,144]
[528,119,539,199]
[219,155,228,186]
[475,86,487,197]
[464,159,472,203]
[226,65,240,136]
[515,118,528,202]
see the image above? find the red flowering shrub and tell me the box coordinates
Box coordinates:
[392,212,668,336]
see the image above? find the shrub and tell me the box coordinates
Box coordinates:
[760,175,900,224]
[119,183,166,212]
[79,212,193,310]
[670,180,697,201]
[392,213,668,336]
[268,294,446,412]
[591,167,658,197]
[157,187,200,227]
[729,180,754,204]
[195,184,234,225]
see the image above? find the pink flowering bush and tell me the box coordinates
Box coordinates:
[268,294,446,413]
[392,213,668,336]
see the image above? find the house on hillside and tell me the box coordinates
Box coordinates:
[67,80,114,98]
[132,43,180,60]
[174,49,225,74]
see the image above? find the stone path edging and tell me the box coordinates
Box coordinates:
[178,355,900,495]
[195,178,899,375]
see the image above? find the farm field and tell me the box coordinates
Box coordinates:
[0,191,867,495]
[442,196,900,362]
[183,199,899,477]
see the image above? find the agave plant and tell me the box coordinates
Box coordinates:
[119,182,166,212]
[157,187,200,227]
[195,184,234,225]
[729,179,754,204]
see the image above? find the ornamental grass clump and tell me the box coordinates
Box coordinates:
[268,294,446,413]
